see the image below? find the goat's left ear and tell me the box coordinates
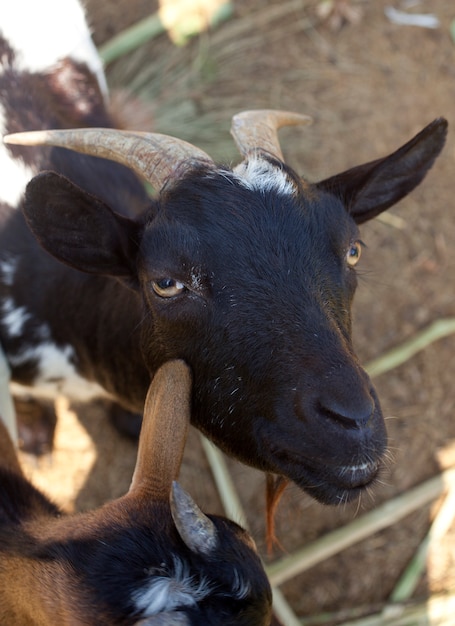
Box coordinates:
[316,118,448,224]
[24,171,141,289]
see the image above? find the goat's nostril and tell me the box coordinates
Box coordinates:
[318,395,375,429]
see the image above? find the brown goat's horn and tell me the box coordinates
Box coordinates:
[129,360,191,500]
[4,129,214,191]
[170,481,218,555]
[231,109,312,161]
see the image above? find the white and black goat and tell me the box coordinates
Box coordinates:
[0,0,448,504]
[0,360,272,625]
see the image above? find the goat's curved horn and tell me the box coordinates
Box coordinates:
[4,129,214,191]
[129,360,191,500]
[170,481,218,555]
[231,109,312,161]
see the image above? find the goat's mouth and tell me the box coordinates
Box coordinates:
[263,441,383,505]
[291,457,381,504]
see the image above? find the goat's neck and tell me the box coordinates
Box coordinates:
[50,272,151,412]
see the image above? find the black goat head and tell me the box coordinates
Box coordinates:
[6,112,448,504]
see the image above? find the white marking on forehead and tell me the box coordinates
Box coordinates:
[0,0,107,96]
[134,557,211,617]
[0,106,36,206]
[233,156,296,196]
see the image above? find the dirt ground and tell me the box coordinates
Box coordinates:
[19,0,455,622]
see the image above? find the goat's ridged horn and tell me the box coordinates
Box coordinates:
[171,481,218,555]
[231,109,312,161]
[4,129,214,190]
[129,360,191,500]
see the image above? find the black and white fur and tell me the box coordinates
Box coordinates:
[0,0,448,501]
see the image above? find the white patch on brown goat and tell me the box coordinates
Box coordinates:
[232,568,252,600]
[134,557,211,617]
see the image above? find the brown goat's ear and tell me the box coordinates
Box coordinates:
[129,361,191,500]
[24,171,141,289]
[316,118,448,224]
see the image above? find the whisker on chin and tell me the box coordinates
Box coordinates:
[381,448,397,468]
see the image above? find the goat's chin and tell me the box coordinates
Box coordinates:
[292,461,382,505]
[274,452,384,504]
[254,431,384,505]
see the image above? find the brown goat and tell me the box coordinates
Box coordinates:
[0,361,272,625]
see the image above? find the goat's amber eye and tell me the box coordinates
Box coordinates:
[151,278,186,298]
[346,241,362,267]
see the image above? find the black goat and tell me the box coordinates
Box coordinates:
[0,0,448,504]
[0,360,272,625]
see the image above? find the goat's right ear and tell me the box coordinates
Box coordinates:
[316,118,448,224]
[24,171,141,289]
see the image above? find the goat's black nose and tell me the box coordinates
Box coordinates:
[318,386,375,429]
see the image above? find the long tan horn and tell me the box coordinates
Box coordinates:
[129,360,191,500]
[231,109,312,161]
[4,129,214,191]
